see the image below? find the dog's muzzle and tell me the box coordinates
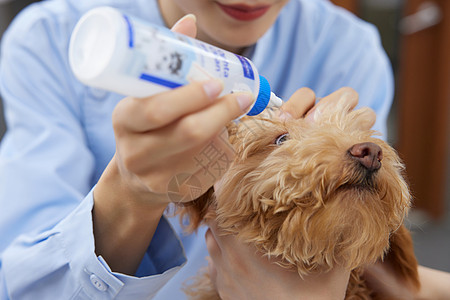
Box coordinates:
[348,142,383,172]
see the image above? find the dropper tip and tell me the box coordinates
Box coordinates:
[269,92,283,108]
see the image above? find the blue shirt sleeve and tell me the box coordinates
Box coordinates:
[0,4,186,299]
[0,193,185,299]
[1,191,186,299]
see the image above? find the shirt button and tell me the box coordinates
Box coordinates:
[90,274,108,292]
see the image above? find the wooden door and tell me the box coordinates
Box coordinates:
[397,0,450,219]
[330,0,359,14]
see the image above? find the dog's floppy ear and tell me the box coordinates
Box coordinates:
[178,187,215,233]
[385,225,421,291]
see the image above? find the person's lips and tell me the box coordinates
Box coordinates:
[216,3,271,21]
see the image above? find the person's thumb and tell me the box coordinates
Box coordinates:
[171,14,197,38]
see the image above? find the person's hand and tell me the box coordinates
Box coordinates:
[206,223,350,300]
[105,14,254,205]
[92,14,254,275]
[363,260,416,300]
[205,87,372,300]
[364,263,450,300]
[96,13,254,207]
[108,77,253,204]
[280,86,375,129]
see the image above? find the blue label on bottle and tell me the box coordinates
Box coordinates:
[235,54,254,80]
[140,73,183,89]
[123,14,134,48]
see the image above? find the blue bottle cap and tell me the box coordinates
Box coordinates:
[247,75,271,116]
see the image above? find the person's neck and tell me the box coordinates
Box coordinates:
[292,267,351,300]
[194,30,246,55]
[157,0,247,54]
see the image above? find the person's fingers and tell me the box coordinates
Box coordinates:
[117,92,253,161]
[353,107,376,130]
[279,87,316,120]
[113,80,225,133]
[153,133,235,202]
[168,92,253,149]
[322,86,359,109]
[171,14,197,38]
[305,87,359,122]
[179,134,235,195]
[115,133,234,196]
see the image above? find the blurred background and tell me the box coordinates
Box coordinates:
[329,0,450,273]
[0,0,449,272]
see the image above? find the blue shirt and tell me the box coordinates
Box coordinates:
[0,0,393,298]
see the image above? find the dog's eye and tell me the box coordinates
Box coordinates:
[275,133,289,145]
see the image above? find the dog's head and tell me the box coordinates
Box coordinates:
[184,104,411,276]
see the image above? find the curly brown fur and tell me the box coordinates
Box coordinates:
[183,269,220,300]
[180,104,419,299]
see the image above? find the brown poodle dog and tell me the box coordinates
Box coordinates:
[180,103,420,299]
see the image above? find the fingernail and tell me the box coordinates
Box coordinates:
[338,92,354,108]
[305,107,315,122]
[184,14,197,23]
[203,80,223,100]
[236,93,254,112]
[173,14,197,28]
[305,106,322,122]
[278,110,293,121]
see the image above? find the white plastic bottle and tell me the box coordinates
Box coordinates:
[69,6,282,116]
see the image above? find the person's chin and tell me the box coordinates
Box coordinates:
[213,35,259,53]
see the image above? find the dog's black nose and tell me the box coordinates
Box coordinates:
[348,142,383,171]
